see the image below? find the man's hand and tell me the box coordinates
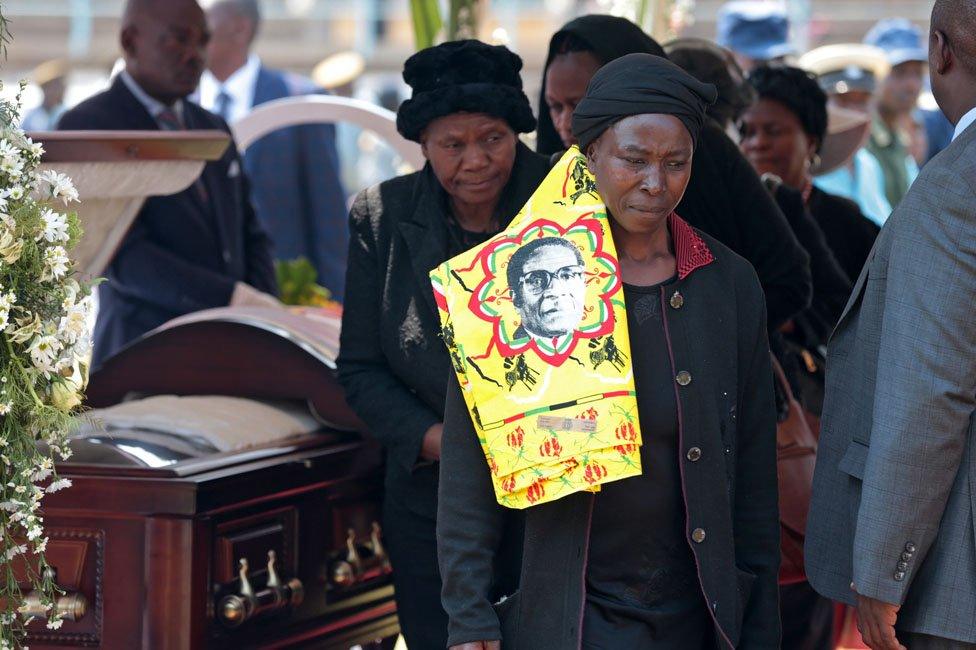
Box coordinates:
[855,590,905,650]
[230,282,282,309]
[420,422,443,461]
[450,642,500,650]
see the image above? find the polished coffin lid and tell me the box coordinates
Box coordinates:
[72,305,362,478]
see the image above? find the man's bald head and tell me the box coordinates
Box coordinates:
[932,0,976,75]
[120,0,209,104]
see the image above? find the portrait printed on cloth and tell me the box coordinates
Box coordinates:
[431,148,644,508]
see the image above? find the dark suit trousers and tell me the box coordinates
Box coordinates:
[384,495,448,650]
[897,632,976,649]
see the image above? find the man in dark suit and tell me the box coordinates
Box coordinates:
[58,0,278,366]
[201,0,349,300]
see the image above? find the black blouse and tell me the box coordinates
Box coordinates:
[583,280,713,649]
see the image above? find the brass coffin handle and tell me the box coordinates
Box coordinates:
[21,567,88,623]
[217,552,304,628]
[368,521,391,571]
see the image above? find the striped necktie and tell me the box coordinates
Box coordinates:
[156,106,210,205]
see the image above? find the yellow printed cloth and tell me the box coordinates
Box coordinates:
[430,147,642,508]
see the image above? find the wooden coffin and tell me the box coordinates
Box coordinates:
[25,307,397,649]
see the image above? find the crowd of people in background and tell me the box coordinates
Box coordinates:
[37,0,976,648]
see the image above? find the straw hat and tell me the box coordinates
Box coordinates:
[312,51,366,90]
[812,104,872,175]
[31,59,69,87]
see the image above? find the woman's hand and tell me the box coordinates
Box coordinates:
[450,642,501,650]
[420,422,444,461]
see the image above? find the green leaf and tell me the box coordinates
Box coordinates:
[409,0,443,50]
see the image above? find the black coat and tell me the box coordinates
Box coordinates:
[438,228,781,650]
[57,76,277,365]
[771,183,852,346]
[337,143,550,518]
[807,186,880,283]
[675,121,812,330]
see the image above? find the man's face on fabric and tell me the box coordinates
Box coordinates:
[122,0,210,103]
[513,244,586,338]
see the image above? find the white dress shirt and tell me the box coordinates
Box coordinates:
[197,54,261,124]
[119,69,184,126]
[952,105,976,142]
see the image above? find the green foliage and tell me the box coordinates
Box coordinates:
[275,258,333,307]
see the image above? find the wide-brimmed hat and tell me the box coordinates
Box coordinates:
[799,43,890,95]
[396,40,536,143]
[32,59,69,87]
[717,1,795,61]
[864,18,927,68]
[312,51,365,90]
[812,104,872,175]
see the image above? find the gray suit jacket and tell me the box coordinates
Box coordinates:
[805,121,976,643]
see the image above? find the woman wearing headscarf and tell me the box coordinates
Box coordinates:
[337,40,548,649]
[537,14,812,333]
[439,54,780,650]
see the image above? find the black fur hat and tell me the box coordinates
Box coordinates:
[396,40,537,142]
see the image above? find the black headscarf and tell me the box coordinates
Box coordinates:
[572,53,717,152]
[536,15,667,155]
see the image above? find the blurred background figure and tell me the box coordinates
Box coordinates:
[666,37,756,140]
[716,1,795,73]
[741,65,879,294]
[801,43,893,225]
[21,59,69,131]
[199,0,349,301]
[863,18,924,208]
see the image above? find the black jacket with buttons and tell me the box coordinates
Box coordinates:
[437,226,781,649]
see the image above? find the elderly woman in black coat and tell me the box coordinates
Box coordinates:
[336,40,549,650]
[438,54,780,650]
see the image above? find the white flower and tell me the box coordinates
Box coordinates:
[0,402,11,416]
[29,140,44,158]
[38,170,78,204]
[2,544,26,561]
[41,245,70,281]
[58,304,88,345]
[39,208,69,243]
[46,617,64,630]
[34,537,49,554]
[28,334,62,372]
[27,525,44,540]
[0,154,23,179]
[0,291,15,329]
[7,185,23,200]
[45,478,72,493]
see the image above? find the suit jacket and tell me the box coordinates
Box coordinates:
[244,68,349,300]
[57,76,276,366]
[805,122,976,643]
[336,143,550,520]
